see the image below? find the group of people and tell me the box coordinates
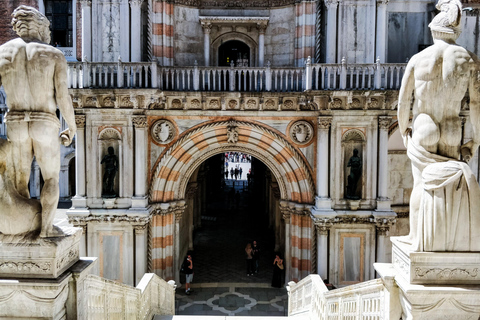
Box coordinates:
[226,166,243,180]
[245,241,284,288]
[225,152,251,164]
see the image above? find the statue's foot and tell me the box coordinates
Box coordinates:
[39,225,65,238]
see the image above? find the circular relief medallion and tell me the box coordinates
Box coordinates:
[290,120,314,145]
[151,120,176,145]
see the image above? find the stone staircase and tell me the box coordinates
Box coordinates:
[154,316,297,320]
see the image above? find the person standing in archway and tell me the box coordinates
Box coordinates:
[245,243,254,276]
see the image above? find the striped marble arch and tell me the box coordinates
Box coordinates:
[149,119,315,205]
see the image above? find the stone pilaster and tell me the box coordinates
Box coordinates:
[134,223,148,285]
[375,0,389,62]
[202,23,212,66]
[325,0,338,63]
[313,117,334,214]
[131,116,148,209]
[72,115,87,209]
[257,23,268,67]
[130,0,143,62]
[80,1,92,61]
[315,222,331,279]
[377,116,392,211]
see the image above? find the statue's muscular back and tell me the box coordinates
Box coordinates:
[411,41,474,158]
[0,38,62,114]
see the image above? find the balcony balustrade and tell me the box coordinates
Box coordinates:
[67,58,406,92]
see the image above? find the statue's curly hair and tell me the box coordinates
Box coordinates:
[11,5,51,44]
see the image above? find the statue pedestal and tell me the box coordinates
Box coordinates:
[391,237,480,285]
[374,239,480,319]
[0,227,82,279]
[0,225,95,319]
[0,257,96,320]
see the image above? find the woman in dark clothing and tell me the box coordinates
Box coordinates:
[272,253,284,288]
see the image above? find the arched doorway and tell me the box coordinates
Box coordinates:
[184,153,282,283]
[149,120,315,283]
[219,40,250,67]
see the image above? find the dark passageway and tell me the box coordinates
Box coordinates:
[191,154,278,284]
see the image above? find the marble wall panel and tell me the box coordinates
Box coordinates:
[174,6,203,66]
[387,151,412,206]
[266,7,295,66]
[458,11,480,56]
[387,12,429,63]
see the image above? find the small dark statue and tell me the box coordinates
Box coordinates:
[101,146,118,198]
[346,149,362,199]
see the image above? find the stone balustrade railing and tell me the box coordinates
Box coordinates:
[83,273,176,319]
[287,274,387,320]
[67,59,406,92]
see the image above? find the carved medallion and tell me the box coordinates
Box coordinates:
[190,99,201,109]
[246,99,257,110]
[151,120,176,144]
[228,99,238,109]
[171,99,182,109]
[290,120,314,145]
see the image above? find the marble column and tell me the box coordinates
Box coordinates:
[325,0,338,63]
[316,224,330,280]
[202,23,212,67]
[375,221,390,264]
[377,116,391,211]
[72,115,87,208]
[80,0,92,61]
[257,23,267,67]
[132,116,148,208]
[174,201,186,287]
[134,223,148,285]
[313,117,334,212]
[130,0,143,62]
[375,0,389,63]
[280,202,291,284]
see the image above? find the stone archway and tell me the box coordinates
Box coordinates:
[150,120,314,204]
[148,120,315,282]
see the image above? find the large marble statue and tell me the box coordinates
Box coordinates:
[0,6,76,237]
[398,0,480,251]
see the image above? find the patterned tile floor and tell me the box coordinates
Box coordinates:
[175,170,288,316]
[174,284,288,317]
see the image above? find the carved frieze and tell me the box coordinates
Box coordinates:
[282,99,295,110]
[264,99,276,110]
[189,99,202,110]
[415,267,479,280]
[245,98,258,110]
[151,119,176,145]
[207,99,221,110]
[69,215,151,225]
[289,120,314,146]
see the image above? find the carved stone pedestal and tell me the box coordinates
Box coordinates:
[0,227,82,279]
[376,263,480,320]
[391,238,480,285]
[0,257,95,320]
[375,238,480,320]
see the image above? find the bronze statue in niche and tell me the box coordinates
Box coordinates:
[346,149,362,199]
[101,146,118,198]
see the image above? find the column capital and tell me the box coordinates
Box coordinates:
[129,0,143,8]
[378,116,392,130]
[75,115,86,128]
[318,116,333,129]
[201,23,212,34]
[325,0,339,10]
[132,116,148,128]
[79,0,92,7]
[375,217,395,235]
[256,23,268,34]
[377,0,389,5]
[134,223,149,234]
[315,224,331,235]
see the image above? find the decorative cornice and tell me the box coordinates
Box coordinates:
[313,215,396,227]
[318,116,332,129]
[68,215,151,225]
[199,16,270,26]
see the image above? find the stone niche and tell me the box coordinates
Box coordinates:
[342,129,366,202]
